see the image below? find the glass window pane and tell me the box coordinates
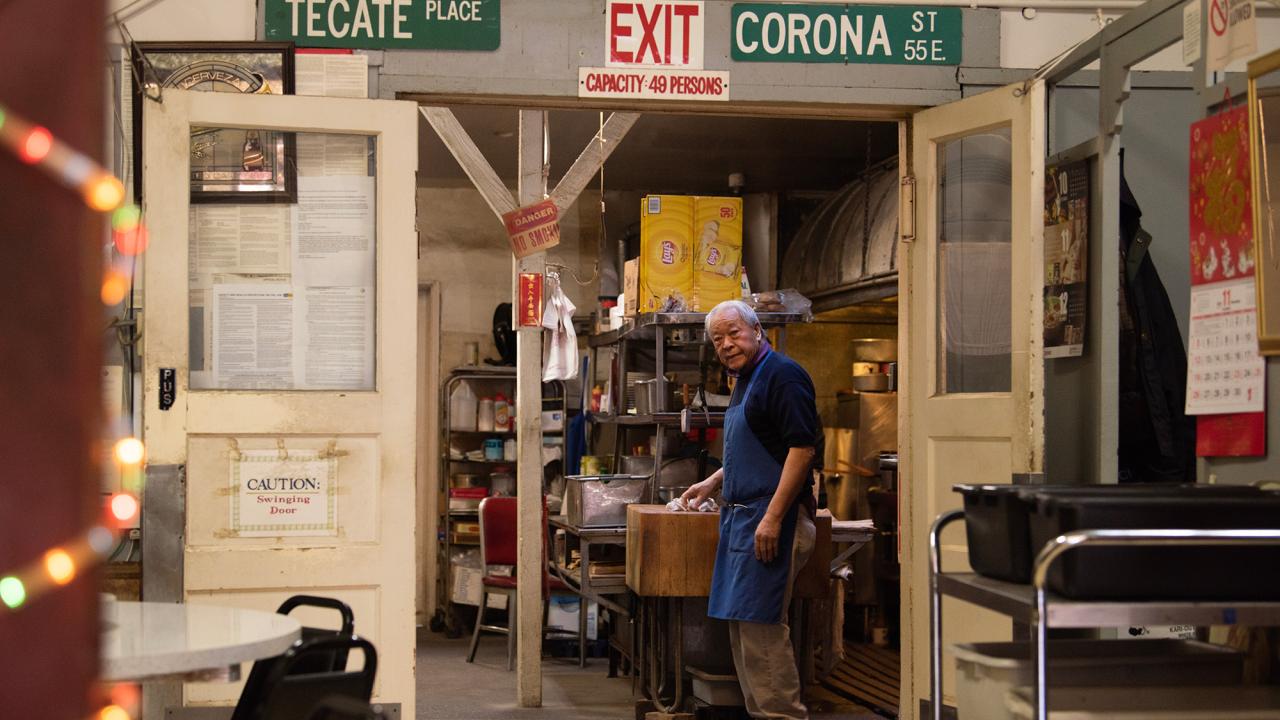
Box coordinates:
[189,131,377,391]
[936,127,1012,394]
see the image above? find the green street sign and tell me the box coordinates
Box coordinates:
[264,0,500,50]
[731,4,961,65]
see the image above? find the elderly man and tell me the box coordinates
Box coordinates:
[681,299,819,720]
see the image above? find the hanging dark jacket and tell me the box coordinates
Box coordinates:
[1117,161,1197,483]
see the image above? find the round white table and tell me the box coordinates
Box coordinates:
[102,601,301,682]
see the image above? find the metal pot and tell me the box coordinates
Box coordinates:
[619,455,656,478]
[656,486,691,504]
[851,338,896,363]
[852,373,890,392]
[634,378,657,415]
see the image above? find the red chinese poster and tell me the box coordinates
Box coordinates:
[1187,105,1265,456]
[518,273,543,328]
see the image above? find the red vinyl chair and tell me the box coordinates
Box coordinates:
[465,496,581,670]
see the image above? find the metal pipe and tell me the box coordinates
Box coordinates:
[736,0,1147,9]
[1030,528,1280,720]
[928,509,964,720]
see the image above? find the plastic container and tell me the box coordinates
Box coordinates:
[503,438,516,462]
[953,639,1245,720]
[1030,492,1280,599]
[954,484,1268,585]
[450,381,477,431]
[1004,685,1280,720]
[483,438,503,461]
[477,397,495,432]
[564,474,649,528]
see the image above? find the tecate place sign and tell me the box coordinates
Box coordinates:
[731,3,961,65]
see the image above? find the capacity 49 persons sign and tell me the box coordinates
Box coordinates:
[731,4,961,65]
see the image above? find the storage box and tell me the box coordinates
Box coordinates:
[546,595,598,640]
[541,410,564,432]
[1030,491,1280,599]
[623,258,640,317]
[1005,685,1280,720]
[450,564,508,609]
[692,196,743,311]
[955,483,1268,585]
[953,639,1245,720]
[688,666,745,707]
[639,195,694,313]
[564,474,649,528]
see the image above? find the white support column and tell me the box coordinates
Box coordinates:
[514,108,547,707]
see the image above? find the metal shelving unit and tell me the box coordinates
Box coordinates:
[435,365,566,635]
[928,509,1280,720]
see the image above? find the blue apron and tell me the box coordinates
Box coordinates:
[707,351,801,624]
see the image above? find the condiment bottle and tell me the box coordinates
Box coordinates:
[494,393,510,432]
[477,396,495,432]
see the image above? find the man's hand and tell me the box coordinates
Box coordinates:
[680,473,721,508]
[755,513,781,562]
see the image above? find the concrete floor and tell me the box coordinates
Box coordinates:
[415,628,885,719]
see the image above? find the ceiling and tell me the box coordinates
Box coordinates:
[417,105,898,194]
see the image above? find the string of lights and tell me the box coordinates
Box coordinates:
[0,100,149,608]
[1,98,153,719]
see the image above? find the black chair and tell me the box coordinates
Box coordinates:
[232,596,357,720]
[304,697,388,720]
[256,636,377,720]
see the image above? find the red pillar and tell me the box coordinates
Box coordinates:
[0,1,106,717]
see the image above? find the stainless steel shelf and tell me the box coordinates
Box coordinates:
[588,311,809,347]
[938,571,1280,628]
[590,412,725,428]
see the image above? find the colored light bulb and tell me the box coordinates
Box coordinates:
[0,577,25,609]
[19,126,52,164]
[100,705,131,720]
[110,493,139,522]
[112,224,149,256]
[114,438,144,466]
[111,204,141,232]
[86,175,125,212]
[101,271,129,306]
[43,549,75,585]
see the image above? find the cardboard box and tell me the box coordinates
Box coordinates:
[623,258,640,316]
[639,195,694,312]
[450,564,508,609]
[692,196,744,312]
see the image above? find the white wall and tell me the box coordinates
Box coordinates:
[1001,8,1280,72]
[106,0,255,41]
[416,187,601,373]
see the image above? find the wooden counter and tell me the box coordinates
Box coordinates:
[625,505,832,598]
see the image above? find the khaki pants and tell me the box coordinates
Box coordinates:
[728,509,816,719]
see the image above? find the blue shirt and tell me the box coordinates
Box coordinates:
[729,348,824,475]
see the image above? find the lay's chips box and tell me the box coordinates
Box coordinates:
[639,195,694,313]
[692,196,744,312]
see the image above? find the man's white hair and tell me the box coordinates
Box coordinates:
[705,299,761,335]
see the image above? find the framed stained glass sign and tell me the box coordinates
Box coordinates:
[132,42,296,203]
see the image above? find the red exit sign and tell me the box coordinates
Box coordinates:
[607,0,705,69]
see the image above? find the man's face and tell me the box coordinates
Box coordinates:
[709,312,761,373]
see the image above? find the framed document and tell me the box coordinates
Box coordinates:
[131,42,296,203]
[1248,48,1280,354]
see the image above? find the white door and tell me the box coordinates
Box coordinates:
[142,90,419,714]
[899,80,1046,718]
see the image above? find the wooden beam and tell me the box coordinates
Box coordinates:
[548,111,640,212]
[419,106,517,217]
[514,109,547,708]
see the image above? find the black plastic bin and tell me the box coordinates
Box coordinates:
[1030,492,1280,600]
[955,483,1267,585]
[953,484,1074,583]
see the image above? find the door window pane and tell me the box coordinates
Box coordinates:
[936,127,1012,393]
[189,132,377,391]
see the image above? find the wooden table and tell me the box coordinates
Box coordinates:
[625,505,834,713]
[101,601,300,682]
